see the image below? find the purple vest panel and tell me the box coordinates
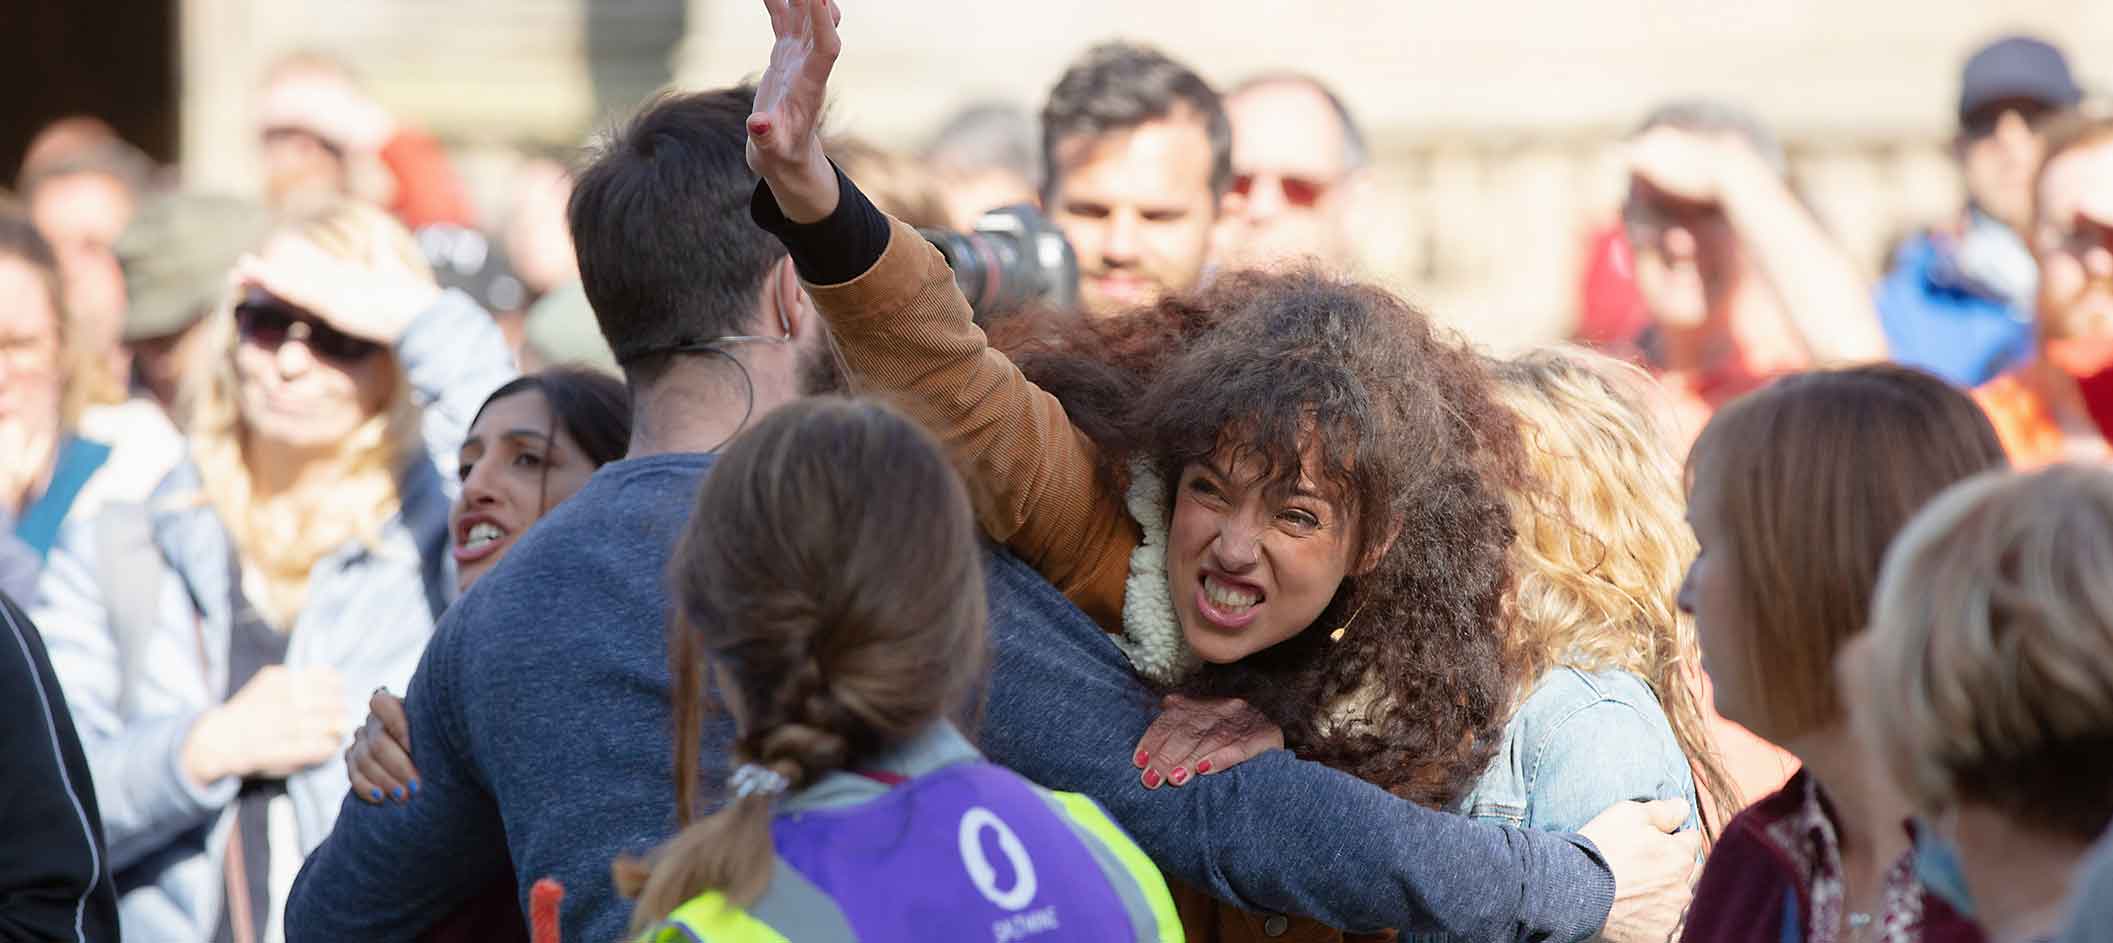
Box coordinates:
[771,762,1139,943]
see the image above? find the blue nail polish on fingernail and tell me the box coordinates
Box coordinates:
[392,787,406,801]
[370,788,383,801]
[408,781,419,796]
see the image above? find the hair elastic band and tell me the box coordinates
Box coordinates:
[729,763,790,799]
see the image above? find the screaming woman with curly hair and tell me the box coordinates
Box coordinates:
[754,182,1554,941]
[870,266,1530,941]
[738,6,1706,938]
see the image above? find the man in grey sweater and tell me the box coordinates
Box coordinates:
[287,75,1695,943]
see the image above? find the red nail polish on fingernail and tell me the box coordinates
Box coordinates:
[1196,759,1212,774]
[1171,767,1190,785]
[748,117,771,137]
[1143,769,1162,788]
[1134,750,1150,768]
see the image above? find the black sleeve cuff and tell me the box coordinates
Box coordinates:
[750,161,893,286]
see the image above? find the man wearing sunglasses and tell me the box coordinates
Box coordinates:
[1879,36,2083,388]
[1042,42,1231,320]
[1974,114,2113,466]
[1216,73,1370,270]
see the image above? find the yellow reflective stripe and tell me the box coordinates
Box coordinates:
[1052,791,1185,943]
[645,891,791,943]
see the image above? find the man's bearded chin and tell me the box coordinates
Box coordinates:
[798,337,848,395]
[2046,333,2113,378]
[2043,285,2113,377]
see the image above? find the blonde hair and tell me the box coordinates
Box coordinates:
[1685,365,2009,743]
[1492,347,1738,834]
[177,201,429,626]
[1865,465,2113,841]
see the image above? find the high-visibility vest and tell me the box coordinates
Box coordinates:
[641,761,1181,943]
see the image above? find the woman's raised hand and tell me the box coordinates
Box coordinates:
[747,0,843,223]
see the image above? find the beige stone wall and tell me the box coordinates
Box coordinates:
[179,0,2112,348]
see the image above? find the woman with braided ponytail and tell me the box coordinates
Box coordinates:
[618,396,1181,942]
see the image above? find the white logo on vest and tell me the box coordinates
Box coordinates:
[959,807,1039,911]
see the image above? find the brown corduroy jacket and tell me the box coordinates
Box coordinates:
[805,218,1390,943]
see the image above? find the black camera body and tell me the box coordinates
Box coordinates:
[918,204,1079,323]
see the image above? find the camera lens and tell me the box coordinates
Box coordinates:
[917,205,1079,323]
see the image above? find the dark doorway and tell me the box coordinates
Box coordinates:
[1,0,179,189]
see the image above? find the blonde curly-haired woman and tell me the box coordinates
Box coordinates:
[1452,348,1739,841]
[33,200,515,943]
[1142,348,1736,849]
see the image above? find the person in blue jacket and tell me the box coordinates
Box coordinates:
[1877,35,2082,386]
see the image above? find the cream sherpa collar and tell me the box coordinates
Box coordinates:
[1115,461,1201,684]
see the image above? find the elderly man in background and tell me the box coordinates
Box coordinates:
[19,125,155,407]
[1215,73,1371,271]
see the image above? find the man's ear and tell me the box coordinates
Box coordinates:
[770,256,814,341]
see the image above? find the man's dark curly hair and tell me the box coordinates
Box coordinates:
[993,269,1529,807]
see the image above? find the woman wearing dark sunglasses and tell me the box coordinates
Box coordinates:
[31,199,517,942]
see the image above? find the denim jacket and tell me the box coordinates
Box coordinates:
[1456,666,1699,834]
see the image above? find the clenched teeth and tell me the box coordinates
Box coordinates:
[1204,575,1260,610]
